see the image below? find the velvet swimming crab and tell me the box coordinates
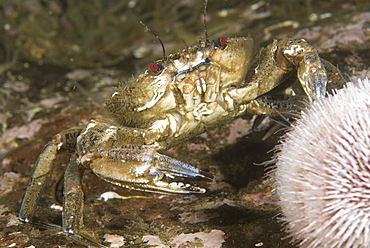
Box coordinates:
[19,33,340,245]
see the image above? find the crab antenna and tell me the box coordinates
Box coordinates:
[203,0,210,43]
[182,39,189,52]
[140,21,167,60]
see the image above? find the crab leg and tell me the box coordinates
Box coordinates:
[61,156,109,247]
[228,39,328,106]
[245,62,346,118]
[19,128,83,223]
[63,154,84,234]
[18,141,58,223]
[246,95,309,117]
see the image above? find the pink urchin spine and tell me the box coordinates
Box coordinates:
[271,78,370,248]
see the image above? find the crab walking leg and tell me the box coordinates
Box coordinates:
[63,155,84,233]
[19,128,83,223]
[246,95,309,117]
[63,157,108,248]
[19,142,58,222]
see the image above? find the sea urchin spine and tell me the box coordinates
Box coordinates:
[271,78,370,248]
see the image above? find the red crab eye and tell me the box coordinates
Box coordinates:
[149,63,162,72]
[219,37,227,45]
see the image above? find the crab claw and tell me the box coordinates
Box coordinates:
[147,153,213,193]
[154,153,213,180]
[297,50,328,101]
[88,147,213,194]
[275,38,328,102]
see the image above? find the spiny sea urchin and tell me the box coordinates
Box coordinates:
[271,78,370,248]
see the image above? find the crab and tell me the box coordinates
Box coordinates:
[19,34,342,246]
